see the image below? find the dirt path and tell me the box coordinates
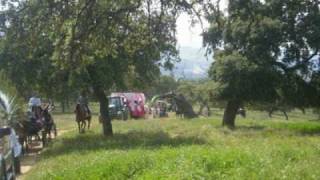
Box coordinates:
[17,129,70,179]
[19,142,42,175]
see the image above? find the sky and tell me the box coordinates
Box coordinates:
[176,0,228,49]
[168,0,228,79]
[172,15,210,78]
[176,13,207,49]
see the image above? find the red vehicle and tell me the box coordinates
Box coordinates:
[110,92,146,118]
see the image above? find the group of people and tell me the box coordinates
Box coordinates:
[27,92,91,121]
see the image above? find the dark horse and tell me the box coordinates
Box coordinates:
[14,105,56,154]
[41,105,57,145]
[74,104,91,133]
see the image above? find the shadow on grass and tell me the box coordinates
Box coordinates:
[42,130,206,158]
[269,121,320,135]
[294,127,320,136]
[224,123,320,136]
[308,119,320,122]
[52,112,99,116]
[235,125,266,131]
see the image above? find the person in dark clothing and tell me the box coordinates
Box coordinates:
[77,91,91,116]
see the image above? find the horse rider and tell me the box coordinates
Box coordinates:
[28,92,43,130]
[28,92,42,120]
[77,92,91,117]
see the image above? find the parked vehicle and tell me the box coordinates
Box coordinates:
[108,96,129,120]
[110,92,146,119]
[0,127,21,180]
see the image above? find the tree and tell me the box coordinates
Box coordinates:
[145,75,179,98]
[0,71,24,126]
[177,79,218,116]
[203,0,320,128]
[0,0,201,135]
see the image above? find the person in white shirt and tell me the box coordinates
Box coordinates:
[28,93,42,119]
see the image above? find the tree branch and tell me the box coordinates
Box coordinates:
[273,49,319,72]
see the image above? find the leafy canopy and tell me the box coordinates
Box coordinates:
[204,0,320,107]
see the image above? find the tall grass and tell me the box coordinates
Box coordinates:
[23,110,320,180]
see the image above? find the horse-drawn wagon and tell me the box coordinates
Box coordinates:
[14,103,57,153]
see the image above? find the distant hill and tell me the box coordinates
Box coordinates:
[162,46,213,79]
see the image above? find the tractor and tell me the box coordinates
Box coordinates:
[108,96,129,120]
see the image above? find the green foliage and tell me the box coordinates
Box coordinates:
[0,93,22,126]
[0,0,199,134]
[0,72,25,126]
[146,75,179,97]
[0,0,193,100]
[204,0,320,113]
[177,79,212,101]
[209,51,278,103]
[0,71,21,100]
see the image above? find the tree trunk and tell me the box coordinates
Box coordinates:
[207,104,211,116]
[92,85,113,136]
[87,65,113,136]
[198,103,204,116]
[61,101,65,113]
[222,100,240,129]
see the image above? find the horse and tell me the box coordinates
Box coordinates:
[41,105,57,146]
[74,104,91,133]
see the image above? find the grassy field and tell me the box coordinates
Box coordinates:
[22,109,320,180]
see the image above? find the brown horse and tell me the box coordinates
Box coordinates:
[74,104,91,133]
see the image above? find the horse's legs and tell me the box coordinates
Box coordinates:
[78,121,81,133]
[53,123,57,137]
[26,136,30,153]
[48,125,52,139]
[87,117,91,130]
[37,134,41,141]
[82,121,86,133]
[46,125,51,141]
[47,127,51,139]
[42,130,47,147]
